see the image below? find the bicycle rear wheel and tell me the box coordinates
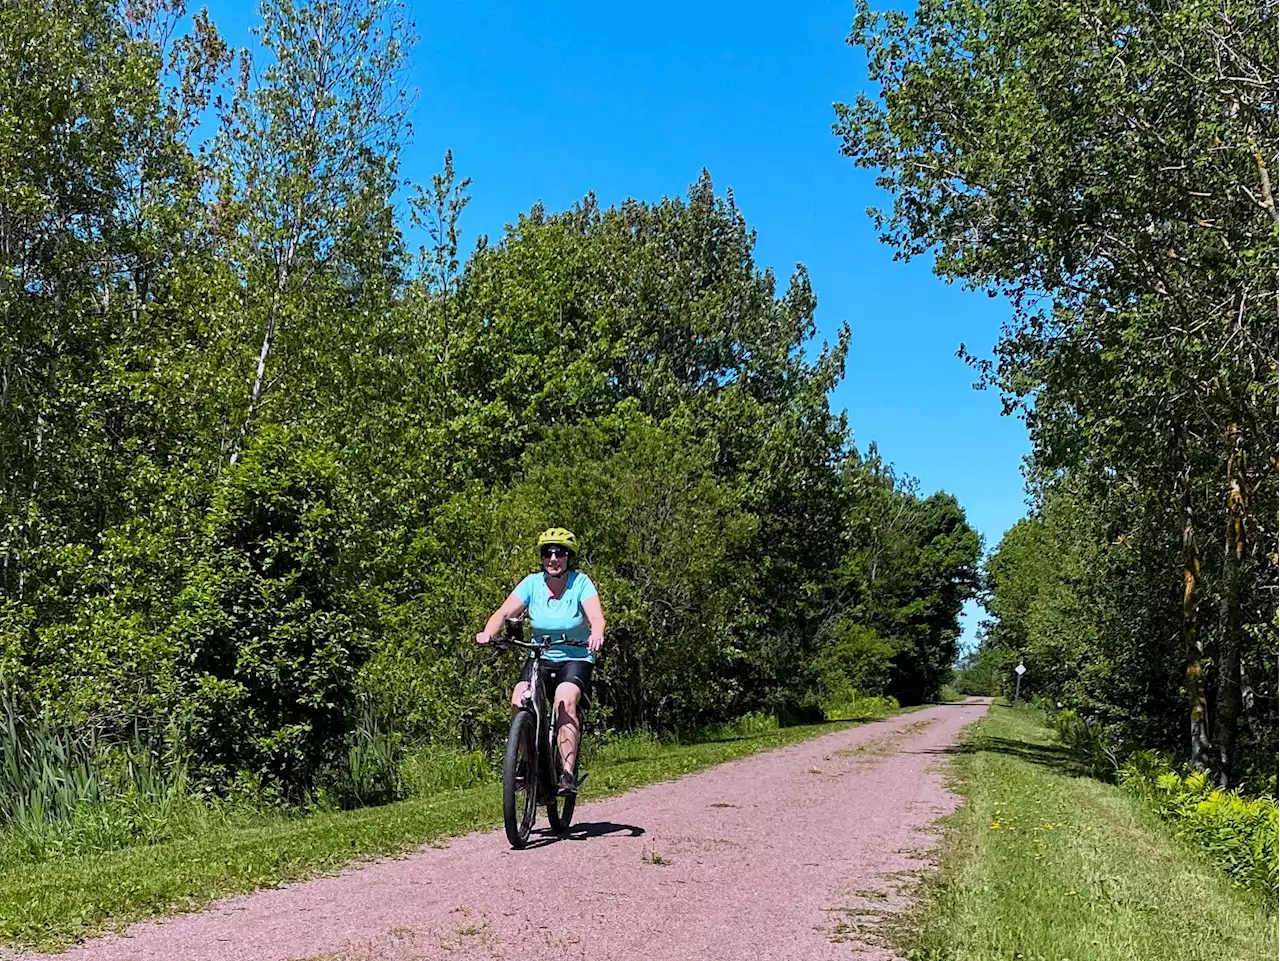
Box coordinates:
[503,710,538,848]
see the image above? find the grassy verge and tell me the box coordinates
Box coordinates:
[2,704,907,951]
[898,703,1278,961]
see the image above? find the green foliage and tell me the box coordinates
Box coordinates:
[822,694,902,723]
[1120,753,1279,897]
[978,484,1272,785]
[0,684,237,870]
[687,710,780,741]
[951,646,1009,697]
[172,429,375,797]
[498,417,758,732]
[322,710,406,811]
[807,621,895,715]
[1052,707,1121,780]
[399,746,494,797]
[936,684,962,704]
[841,0,1277,783]
[831,456,982,705]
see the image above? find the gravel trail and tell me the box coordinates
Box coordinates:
[25,699,989,961]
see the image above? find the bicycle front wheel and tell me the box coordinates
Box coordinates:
[503,710,538,848]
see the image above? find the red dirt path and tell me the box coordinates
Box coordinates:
[24,699,989,961]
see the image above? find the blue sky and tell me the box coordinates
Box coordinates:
[207,0,1032,649]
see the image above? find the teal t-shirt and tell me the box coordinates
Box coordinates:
[513,570,598,663]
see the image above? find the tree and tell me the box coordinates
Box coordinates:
[839,0,1277,781]
[173,428,374,795]
[215,0,413,465]
[0,0,230,716]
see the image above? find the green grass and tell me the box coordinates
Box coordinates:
[898,703,1278,961]
[0,710,900,951]
[937,684,964,703]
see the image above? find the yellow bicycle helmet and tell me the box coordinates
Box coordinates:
[536,527,579,555]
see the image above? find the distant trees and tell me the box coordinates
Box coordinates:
[1,0,979,799]
[840,0,1277,786]
[829,454,980,706]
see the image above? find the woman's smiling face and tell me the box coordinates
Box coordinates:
[540,545,570,576]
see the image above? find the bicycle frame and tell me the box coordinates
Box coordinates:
[502,632,570,799]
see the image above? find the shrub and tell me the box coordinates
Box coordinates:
[1052,707,1120,778]
[1120,752,1279,897]
[171,429,376,799]
[806,621,896,719]
[819,623,895,695]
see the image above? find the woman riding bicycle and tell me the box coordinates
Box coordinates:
[475,527,605,795]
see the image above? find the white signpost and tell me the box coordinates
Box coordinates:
[1014,662,1026,704]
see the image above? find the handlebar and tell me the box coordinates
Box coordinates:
[484,616,596,653]
[488,633,570,652]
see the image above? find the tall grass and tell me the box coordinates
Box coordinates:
[399,745,493,795]
[0,685,240,868]
[323,708,409,809]
[821,693,901,722]
[697,709,781,740]
[0,690,104,829]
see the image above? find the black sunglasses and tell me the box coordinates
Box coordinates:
[540,546,570,559]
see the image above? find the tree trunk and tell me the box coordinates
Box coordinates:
[1213,426,1246,786]
[228,305,277,466]
[1179,468,1212,770]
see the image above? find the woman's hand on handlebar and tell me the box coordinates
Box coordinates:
[587,632,604,653]
[475,631,493,646]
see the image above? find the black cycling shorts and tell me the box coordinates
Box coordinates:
[518,658,593,704]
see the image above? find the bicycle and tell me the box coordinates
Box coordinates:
[493,621,586,848]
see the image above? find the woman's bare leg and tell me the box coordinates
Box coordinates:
[510,680,530,716]
[553,682,583,775]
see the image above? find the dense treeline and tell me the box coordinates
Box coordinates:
[841,0,1277,788]
[0,0,978,802]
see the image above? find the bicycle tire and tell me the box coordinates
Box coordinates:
[503,710,538,848]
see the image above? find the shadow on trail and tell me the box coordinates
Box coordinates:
[524,820,646,848]
[907,736,1094,778]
